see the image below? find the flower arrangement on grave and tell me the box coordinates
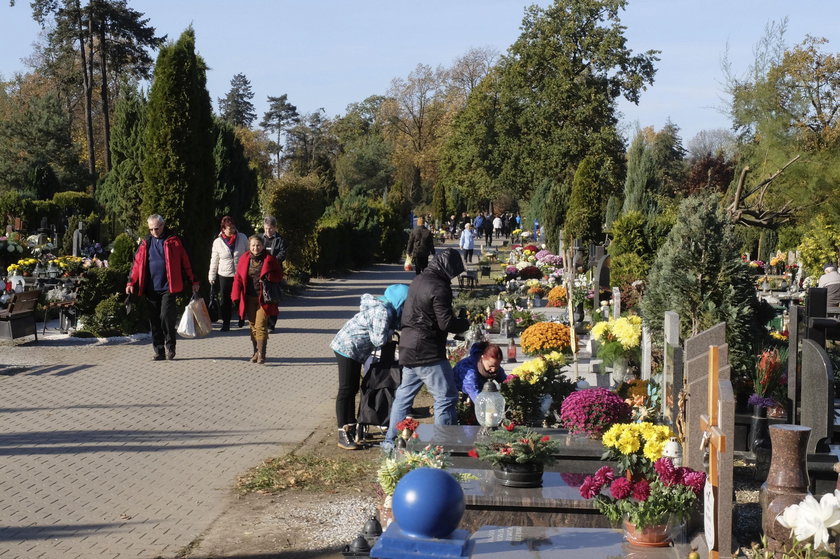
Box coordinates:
[52,255,84,276]
[468,424,560,468]
[600,422,676,478]
[547,286,568,307]
[523,245,539,253]
[517,265,543,280]
[377,445,472,496]
[0,235,25,255]
[590,315,643,367]
[559,388,632,438]
[520,321,574,356]
[502,351,575,425]
[769,330,789,343]
[6,257,39,276]
[749,347,788,408]
[748,259,766,274]
[511,228,523,238]
[525,280,546,299]
[579,457,705,530]
[757,491,840,555]
[396,418,420,441]
[616,379,658,422]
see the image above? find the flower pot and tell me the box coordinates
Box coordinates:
[623,518,670,547]
[749,404,772,479]
[493,462,543,488]
[611,356,629,386]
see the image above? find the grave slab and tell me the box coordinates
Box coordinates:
[453,469,609,530]
[469,525,700,558]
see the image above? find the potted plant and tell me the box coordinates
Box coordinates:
[468,424,560,487]
[748,348,788,466]
[502,352,575,426]
[519,321,574,356]
[579,422,705,546]
[589,315,643,384]
[546,285,568,307]
[558,388,632,439]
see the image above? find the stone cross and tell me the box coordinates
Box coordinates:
[661,311,683,426]
[612,287,621,319]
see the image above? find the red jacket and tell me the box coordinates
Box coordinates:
[232,251,283,317]
[127,233,198,294]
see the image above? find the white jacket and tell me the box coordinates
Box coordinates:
[209,233,249,281]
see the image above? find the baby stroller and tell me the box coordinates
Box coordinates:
[356,339,401,445]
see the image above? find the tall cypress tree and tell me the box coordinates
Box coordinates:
[564,156,603,246]
[99,84,146,232]
[212,117,258,228]
[141,27,215,281]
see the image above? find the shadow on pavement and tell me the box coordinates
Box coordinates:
[0,521,142,541]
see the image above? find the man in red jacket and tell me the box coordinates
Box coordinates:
[126,214,199,361]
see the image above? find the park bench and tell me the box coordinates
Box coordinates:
[0,290,41,342]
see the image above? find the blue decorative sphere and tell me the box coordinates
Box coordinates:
[391,467,465,539]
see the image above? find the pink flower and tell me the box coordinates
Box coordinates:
[680,471,706,496]
[610,477,631,499]
[653,457,677,486]
[593,466,615,487]
[579,477,599,499]
[631,479,651,501]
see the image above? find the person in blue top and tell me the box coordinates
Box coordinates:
[453,341,506,406]
[330,284,409,450]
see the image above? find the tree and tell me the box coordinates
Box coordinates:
[564,156,603,246]
[21,0,163,180]
[260,93,299,176]
[97,83,145,230]
[141,28,215,278]
[212,117,258,226]
[284,110,339,193]
[448,46,499,103]
[641,196,767,379]
[443,0,659,248]
[218,72,256,128]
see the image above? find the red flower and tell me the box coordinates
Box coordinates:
[610,477,631,499]
[504,422,517,431]
[579,476,599,499]
[540,435,551,442]
[653,457,677,486]
[500,447,514,455]
[593,466,615,487]
[467,449,479,459]
[631,479,651,501]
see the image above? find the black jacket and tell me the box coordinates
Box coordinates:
[399,248,470,366]
[263,233,287,263]
[406,225,435,260]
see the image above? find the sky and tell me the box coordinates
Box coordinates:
[1,0,838,144]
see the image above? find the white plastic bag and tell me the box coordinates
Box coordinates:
[189,295,213,338]
[177,304,197,338]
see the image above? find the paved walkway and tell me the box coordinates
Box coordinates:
[0,264,408,559]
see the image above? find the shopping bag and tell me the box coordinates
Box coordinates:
[403,255,413,271]
[207,283,219,322]
[189,295,213,338]
[177,304,197,338]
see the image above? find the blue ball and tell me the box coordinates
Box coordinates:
[391,467,465,539]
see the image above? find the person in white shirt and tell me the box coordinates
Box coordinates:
[818,264,840,308]
[493,215,503,239]
[209,216,249,331]
[459,223,476,263]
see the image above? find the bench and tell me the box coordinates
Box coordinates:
[0,290,41,342]
[458,271,478,288]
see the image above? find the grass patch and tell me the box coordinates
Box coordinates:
[237,453,374,494]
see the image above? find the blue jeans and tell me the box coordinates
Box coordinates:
[385,359,458,443]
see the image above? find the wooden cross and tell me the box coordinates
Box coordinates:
[699,345,727,559]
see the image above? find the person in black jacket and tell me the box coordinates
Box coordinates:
[405,217,435,275]
[262,215,287,332]
[384,248,470,447]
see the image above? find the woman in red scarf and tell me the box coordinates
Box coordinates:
[209,216,248,331]
[232,235,283,364]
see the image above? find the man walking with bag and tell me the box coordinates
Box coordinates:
[126,214,199,361]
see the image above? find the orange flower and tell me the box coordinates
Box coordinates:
[520,322,573,355]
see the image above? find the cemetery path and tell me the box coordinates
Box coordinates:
[0,263,407,559]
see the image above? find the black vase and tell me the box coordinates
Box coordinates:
[749,404,772,479]
[493,462,544,488]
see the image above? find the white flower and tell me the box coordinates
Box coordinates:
[778,494,840,550]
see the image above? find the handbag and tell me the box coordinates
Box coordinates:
[404,255,413,271]
[207,283,219,322]
[261,279,283,305]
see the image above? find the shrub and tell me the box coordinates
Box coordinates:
[610,252,650,286]
[559,388,632,438]
[81,293,148,337]
[608,211,649,257]
[108,233,137,269]
[797,215,840,278]
[263,173,327,274]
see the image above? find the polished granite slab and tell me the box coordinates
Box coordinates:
[454,468,609,529]
[469,526,694,558]
[416,424,606,458]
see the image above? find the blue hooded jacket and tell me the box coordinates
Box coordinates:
[330,284,409,363]
[453,342,506,404]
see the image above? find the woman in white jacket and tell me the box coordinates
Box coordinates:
[459,223,476,263]
[209,216,249,331]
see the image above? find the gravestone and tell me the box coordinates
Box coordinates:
[640,325,652,380]
[787,304,801,419]
[800,339,834,454]
[683,322,727,472]
[592,254,609,313]
[661,311,684,427]
[698,345,735,559]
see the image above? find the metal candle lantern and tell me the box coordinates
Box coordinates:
[47,261,59,279]
[475,381,505,436]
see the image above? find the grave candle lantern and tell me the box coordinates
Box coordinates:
[475,381,505,435]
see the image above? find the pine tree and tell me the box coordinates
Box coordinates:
[564,156,603,246]
[141,27,215,281]
[99,85,146,232]
[218,73,257,128]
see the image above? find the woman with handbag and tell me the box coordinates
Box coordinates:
[232,235,283,364]
[330,284,408,450]
[209,216,249,331]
